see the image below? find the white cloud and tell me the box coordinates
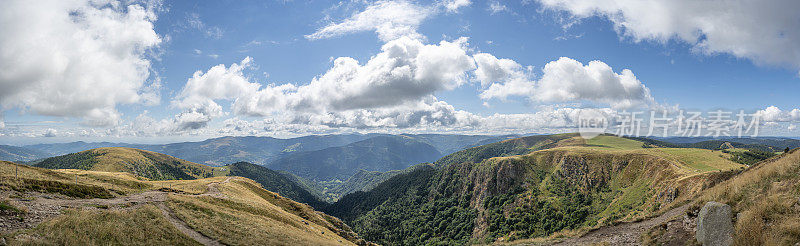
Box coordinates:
[479,56,656,109]
[43,128,58,138]
[755,106,800,122]
[172,56,258,128]
[306,1,431,42]
[537,0,800,72]
[489,1,509,14]
[474,53,536,100]
[535,57,655,109]
[173,37,475,130]
[306,0,471,42]
[444,0,472,12]
[0,0,162,126]
[789,124,797,131]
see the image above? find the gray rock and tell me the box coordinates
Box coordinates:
[696,201,734,246]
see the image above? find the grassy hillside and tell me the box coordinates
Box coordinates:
[34,147,216,181]
[433,133,579,168]
[683,148,800,245]
[269,136,442,181]
[31,148,328,209]
[225,162,327,208]
[0,161,370,245]
[326,134,745,245]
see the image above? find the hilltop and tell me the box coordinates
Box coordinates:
[33,147,217,181]
[0,161,371,245]
[30,147,328,208]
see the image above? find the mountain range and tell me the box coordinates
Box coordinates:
[3,133,799,244]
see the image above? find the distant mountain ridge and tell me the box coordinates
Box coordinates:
[20,134,514,166]
[25,134,384,166]
[0,144,49,162]
[267,135,443,181]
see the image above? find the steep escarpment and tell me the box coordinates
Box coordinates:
[327,135,743,245]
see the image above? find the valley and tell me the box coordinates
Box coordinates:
[0,133,798,245]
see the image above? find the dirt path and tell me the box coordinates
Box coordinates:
[551,203,692,246]
[2,177,235,246]
[156,203,223,246]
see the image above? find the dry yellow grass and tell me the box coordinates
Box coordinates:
[167,178,356,245]
[35,147,220,181]
[0,161,366,245]
[696,149,800,245]
[9,204,200,246]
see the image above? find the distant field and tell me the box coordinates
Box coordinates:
[651,148,742,172]
[585,135,644,150]
[581,136,743,173]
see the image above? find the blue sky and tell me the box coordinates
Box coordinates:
[1,0,799,144]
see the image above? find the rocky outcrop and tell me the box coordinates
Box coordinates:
[695,201,734,246]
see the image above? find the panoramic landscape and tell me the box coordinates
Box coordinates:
[1,0,800,245]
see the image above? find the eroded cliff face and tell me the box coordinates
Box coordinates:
[428,148,737,241]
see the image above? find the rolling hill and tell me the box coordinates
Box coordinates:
[224,161,327,208]
[33,147,216,181]
[0,161,372,245]
[324,134,745,245]
[30,147,329,208]
[268,136,443,181]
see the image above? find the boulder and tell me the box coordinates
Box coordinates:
[695,201,734,246]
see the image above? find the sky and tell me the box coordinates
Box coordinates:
[1,0,800,145]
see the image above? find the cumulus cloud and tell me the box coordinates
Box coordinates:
[306,0,471,42]
[172,57,256,122]
[537,0,800,73]
[479,57,656,109]
[474,53,536,100]
[755,106,800,122]
[0,0,162,126]
[43,128,58,138]
[173,37,476,130]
